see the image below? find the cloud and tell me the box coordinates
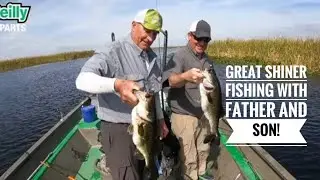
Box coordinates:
[0,0,319,60]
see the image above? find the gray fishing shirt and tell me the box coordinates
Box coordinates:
[163,43,217,118]
[80,34,163,123]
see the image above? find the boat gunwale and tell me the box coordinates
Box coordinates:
[29,118,81,179]
[250,145,296,180]
[219,129,262,180]
[221,118,296,180]
[0,97,90,180]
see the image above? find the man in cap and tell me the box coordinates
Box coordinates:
[75,8,168,180]
[163,20,223,179]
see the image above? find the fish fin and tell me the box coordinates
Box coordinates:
[143,167,152,180]
[203,134,217,144]
[138,124,144,137]
[127,124,133,134]
[134,150,145,160]
[206,92,213,104]
[204,133,221,145]
[203,134,215,144]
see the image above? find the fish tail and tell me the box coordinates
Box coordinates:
[203,134,216,144]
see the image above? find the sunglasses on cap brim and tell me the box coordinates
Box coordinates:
[191,33,211,43]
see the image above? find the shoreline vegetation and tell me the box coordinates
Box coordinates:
[0,51,94,73]
[0,38,319,75]
[207,38,320,76]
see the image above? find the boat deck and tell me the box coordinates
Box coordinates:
[0,97,296,180]
[29,118,113,180]
[20,114,295,180]
[75,119,112,180]
[76,147,103,180]
[74,118,250,180]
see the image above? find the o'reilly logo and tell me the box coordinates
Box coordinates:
[0,2,30,32]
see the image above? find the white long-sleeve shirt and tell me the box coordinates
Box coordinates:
[75,65,164,120]
[76,72,116,94]
[75,34,164,123]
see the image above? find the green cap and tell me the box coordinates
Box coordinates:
[134,9,163,32]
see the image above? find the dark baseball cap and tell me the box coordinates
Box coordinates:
[189,20,211,40]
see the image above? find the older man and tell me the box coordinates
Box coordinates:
[75,9,168,180]
[163,20,224,180]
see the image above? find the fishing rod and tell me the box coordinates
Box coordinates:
[160,30,168,112]
[154,0,168,112]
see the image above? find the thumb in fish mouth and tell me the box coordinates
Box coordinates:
[203,134,220,145]
[145,93,152,98]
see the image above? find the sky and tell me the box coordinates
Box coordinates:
[0,0,319,60]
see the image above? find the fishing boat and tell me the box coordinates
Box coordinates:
[0,31,296,180]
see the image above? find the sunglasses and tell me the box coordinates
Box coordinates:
[144,27,159,36]
[191,33,211,43]
[139,23,159,36]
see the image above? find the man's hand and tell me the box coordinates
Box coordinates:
[168,68,204,88]
[114,79,141,106]
[182,68,204,84]
[159,119,169,140]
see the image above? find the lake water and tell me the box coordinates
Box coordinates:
[0,52,319,179]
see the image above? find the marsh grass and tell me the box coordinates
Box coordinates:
[0,50,94,73]
[1,38,319,75]
[206,38,320,75]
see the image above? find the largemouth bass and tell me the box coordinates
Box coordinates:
[199,66,223,144]
[128,90,157,179]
